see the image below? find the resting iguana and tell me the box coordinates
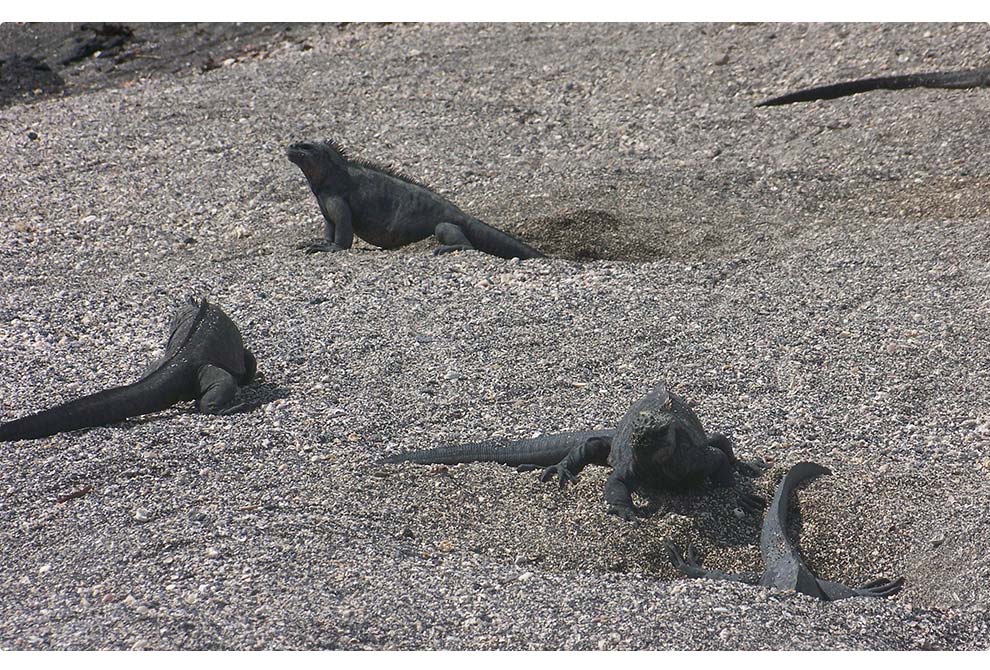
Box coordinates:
[286,140,544,259]
[0,297,256,441]
[384,382,764,522]
[665,461,904,600]
[757,66,990,106]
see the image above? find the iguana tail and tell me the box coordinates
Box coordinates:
[463,219,545,260]
[759,461,831,594]
[382,430,613,466]
[757,67,990,107]
[766,461,831,538]
[0,369,191,442]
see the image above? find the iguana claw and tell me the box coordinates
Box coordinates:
[852,576,904,598]
[540,464,577,488]
[433,244,474,255]
[607,504,639,524]
[665,541,708,577]
[737,492,766,514]
[216,401,249,416]
[735,459,767,477]
[302,241,345,254]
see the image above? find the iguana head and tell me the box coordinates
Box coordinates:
[628,384,678,463]
[286,140,347,187]
[629,409,677,461]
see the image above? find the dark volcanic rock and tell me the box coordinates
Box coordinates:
[57,23,134,65]
[0,53,63,108]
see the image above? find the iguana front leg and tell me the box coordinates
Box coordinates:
[706,433,766,513]
[605,468,640,522]
[537,436,611,487]
[303,194,353,253]
[433,222,475,255]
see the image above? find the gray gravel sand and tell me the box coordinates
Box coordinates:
[2,22,990,650]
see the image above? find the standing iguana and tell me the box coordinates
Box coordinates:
[757,66,990,107]
[665,461,904,601]
[286,140,544,259]
[0,297,256,441]
[384,382,764,522]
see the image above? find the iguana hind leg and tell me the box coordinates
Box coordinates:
[196,365,242,415]
[665,541,760,584]
[433,222,475,255]
[816,576,905,601]
[851,576,904,598]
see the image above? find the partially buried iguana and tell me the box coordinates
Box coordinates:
[0,297,256,441]
[286,139,544,259]
[757,66,990,106]
[665,461,904,601]
[384,382,764,522]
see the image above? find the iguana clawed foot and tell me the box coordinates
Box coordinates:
[735,458,768,477]
[665,541,709,577]
[607,503,640,524]
[297,240,346,254]
[216,401,250,416]
[852,576,905,598]
[737,491,766,514]
[539,463,578,488]
[433,244,474,255]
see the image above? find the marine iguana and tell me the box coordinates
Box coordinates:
[286,140,544,259]
[384,382,764,522]
[665,461,904,601]
[0,297,256,442]
[757,66,990,106]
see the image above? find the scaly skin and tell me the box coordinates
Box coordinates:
[0,297,256,442]
[286,140,544,260]
[385,382,764,522]
[382,430,613,468]
[757,67,990,106]
[665,461,905,601]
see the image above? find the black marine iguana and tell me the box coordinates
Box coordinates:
[665,461,904,601]
[286,140,544,259]
[757,66,990,106]
[384,382,764,522]
[0,297,256,442]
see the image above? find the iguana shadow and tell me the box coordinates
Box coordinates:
[636,480,766,551]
